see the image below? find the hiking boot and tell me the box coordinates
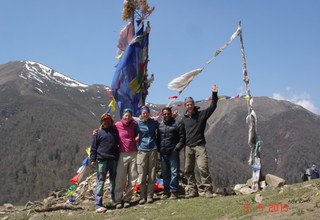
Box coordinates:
[169,192,178,200]
[161,193,170,200]
[96,207,107,213]
[185,191,198,199]
[147,197,154,203]
[116,203,123,209]
[123,202,130,208]
[139,198,146,205]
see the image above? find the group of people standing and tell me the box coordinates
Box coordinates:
[90,84,219,213]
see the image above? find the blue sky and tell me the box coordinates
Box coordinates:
[1,0,319,114]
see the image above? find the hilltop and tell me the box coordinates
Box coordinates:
[1,61,320,205]
[1,179,320,219]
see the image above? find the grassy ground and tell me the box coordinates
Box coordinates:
[2,179,320,220]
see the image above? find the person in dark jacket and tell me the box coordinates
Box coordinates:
[90,113,119,213]
[157,107,186,200]
[182,84,218,198]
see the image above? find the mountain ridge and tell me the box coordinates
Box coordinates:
[0,60,319,205]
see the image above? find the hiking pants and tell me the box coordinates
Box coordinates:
[184,145,212,194]
[114,151,138,203]
[137,150,157,199]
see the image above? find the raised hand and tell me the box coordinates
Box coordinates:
[211,84,218,92]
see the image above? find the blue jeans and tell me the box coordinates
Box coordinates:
[160,153,179,194]
[95,160,117,208]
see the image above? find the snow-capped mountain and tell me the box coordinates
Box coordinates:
[0,61,115,204]
[21,61,88,88]
[0,60,113,117]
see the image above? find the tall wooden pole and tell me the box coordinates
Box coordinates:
[141,21,151,106]
[239,21,261,191]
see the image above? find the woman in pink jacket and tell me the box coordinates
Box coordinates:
[114,108,139,209]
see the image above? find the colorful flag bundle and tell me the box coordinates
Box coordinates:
[111,24,150,117]
[67,147,91,198]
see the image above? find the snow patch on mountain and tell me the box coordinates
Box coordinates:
[90,111,97,117]
[18,74,27,80]
[23,61,88,88]
[104,86,112,92]
[146,102,161,108]
[35,87,44,94]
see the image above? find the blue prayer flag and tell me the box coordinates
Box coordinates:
[111,26,149,117]
[82,157,89,166]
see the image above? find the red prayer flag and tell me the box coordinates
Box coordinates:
[69,173,80,183]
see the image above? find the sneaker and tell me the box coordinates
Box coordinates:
[96,207,107,213]
[123,202,130,208]
[116,203,123,209]
[185,192,198,199]
[147,197,153,203]
[169,193,178,200]
[161,193,170,200]
[139,198,146,205]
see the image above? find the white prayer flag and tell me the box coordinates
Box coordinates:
[168,68,203,93]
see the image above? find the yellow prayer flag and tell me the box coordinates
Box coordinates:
[129,78,140,95]
[108,97,117,112]
[66,190,75,198]
[86,147,90,157]
[116,51,123,59]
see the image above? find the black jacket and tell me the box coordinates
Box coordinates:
[157,117,186,155]
[90,126,119,162]
[181,92,218,147]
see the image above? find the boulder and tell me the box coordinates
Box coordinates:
[240,186,256,195]
[265,174,286,187]
[233,184,247,195]
[233,184,255,195]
